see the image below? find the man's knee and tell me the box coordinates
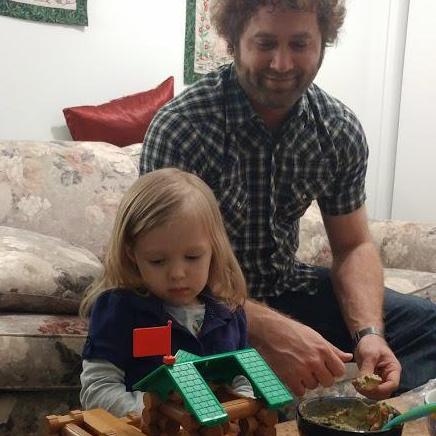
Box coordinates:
[384,288,436,318]
[383,288,436,346]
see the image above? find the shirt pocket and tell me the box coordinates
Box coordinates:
[276,160,332,224]
[218,183,248,241]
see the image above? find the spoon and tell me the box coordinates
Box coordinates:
[381,402,436,430]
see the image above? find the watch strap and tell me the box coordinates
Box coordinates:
[352,326,384,348]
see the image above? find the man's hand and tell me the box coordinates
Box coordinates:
[353,334,401,399]
[246,300,353,397]
[322,207,398,397]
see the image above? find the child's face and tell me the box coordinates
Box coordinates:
[128,211,213,306]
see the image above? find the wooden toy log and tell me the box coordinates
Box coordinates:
[239,416,258,433]
[143,423,160,436]
[81,410,117,435]
[142,392,161,434]
[254,423,276,436]
[158,402,200,431]
[255,408,278,426]
[120,412,142,428]
[222,398,263,421]
[167,390,184,404]
[44,410,84,433]
[143,392,161,411]
[163,423,180,435]
[199,425,225,435]
[60,423,93,436]
[140,410,158,436]
[156,413,181,433]
[221,421,230,434]
[140,408,155,427]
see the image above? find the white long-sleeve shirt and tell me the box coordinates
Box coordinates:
[80,359,144,417]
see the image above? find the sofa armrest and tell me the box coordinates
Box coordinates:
[369,219,436,273]
[297,203,436,274]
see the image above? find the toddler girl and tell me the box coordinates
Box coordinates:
[80,168,251,417]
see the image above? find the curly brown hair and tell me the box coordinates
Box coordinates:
[211,0,346,54]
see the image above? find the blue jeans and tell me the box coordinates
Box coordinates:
[263,267,436,394]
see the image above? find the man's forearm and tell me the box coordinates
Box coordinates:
[331,241,384,333]
[244,299,284,347]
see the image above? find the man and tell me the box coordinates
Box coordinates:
[140,0,436,398]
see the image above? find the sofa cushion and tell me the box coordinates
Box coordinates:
[370,220,436,272]
[297,202,436,294]
[0,140,138,258]
[384,268,436,294]
[122,142,143,169]
[0,314,87,389]
[63,77,174,147]
[0,226,102,314]
[298,202,436,274]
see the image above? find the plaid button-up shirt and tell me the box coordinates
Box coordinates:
[140,64,368,298]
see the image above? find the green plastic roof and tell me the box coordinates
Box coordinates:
[133,348,293,427]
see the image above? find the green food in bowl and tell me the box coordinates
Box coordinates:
[297,397,403,435]
[307,400,397,432]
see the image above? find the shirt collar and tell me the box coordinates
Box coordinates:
[224,64,258,131]
[200,288,233,322]
[134,287,233,324]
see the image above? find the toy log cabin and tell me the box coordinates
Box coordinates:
[43,322,293,435]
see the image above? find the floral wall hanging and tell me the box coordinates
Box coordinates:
[0,0,87,26]
[184,0,232,84]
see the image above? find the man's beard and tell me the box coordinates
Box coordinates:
[236,64,313,110]
[234,52,322,110]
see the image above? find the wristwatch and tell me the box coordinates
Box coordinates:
[352,326,384,348]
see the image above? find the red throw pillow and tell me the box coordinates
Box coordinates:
[63,76,174,147]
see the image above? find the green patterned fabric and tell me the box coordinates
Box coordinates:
[0,0,87,26]
[184,0,232,85]
[184,0,202,85]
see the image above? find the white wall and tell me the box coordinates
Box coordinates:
[0,0,186,141]
[391,0,436,223]
[316,0,409,219]
[0,0,412,220]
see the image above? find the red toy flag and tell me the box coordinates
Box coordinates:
[133,320,172,358]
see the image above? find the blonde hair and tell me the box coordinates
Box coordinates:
[80,168,247,316]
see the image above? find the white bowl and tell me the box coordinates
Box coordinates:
[424,388,436,436]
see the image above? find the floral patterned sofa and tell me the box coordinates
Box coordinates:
[1,140,436,435]
[0,140,140,435]
[298,204,436,294]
